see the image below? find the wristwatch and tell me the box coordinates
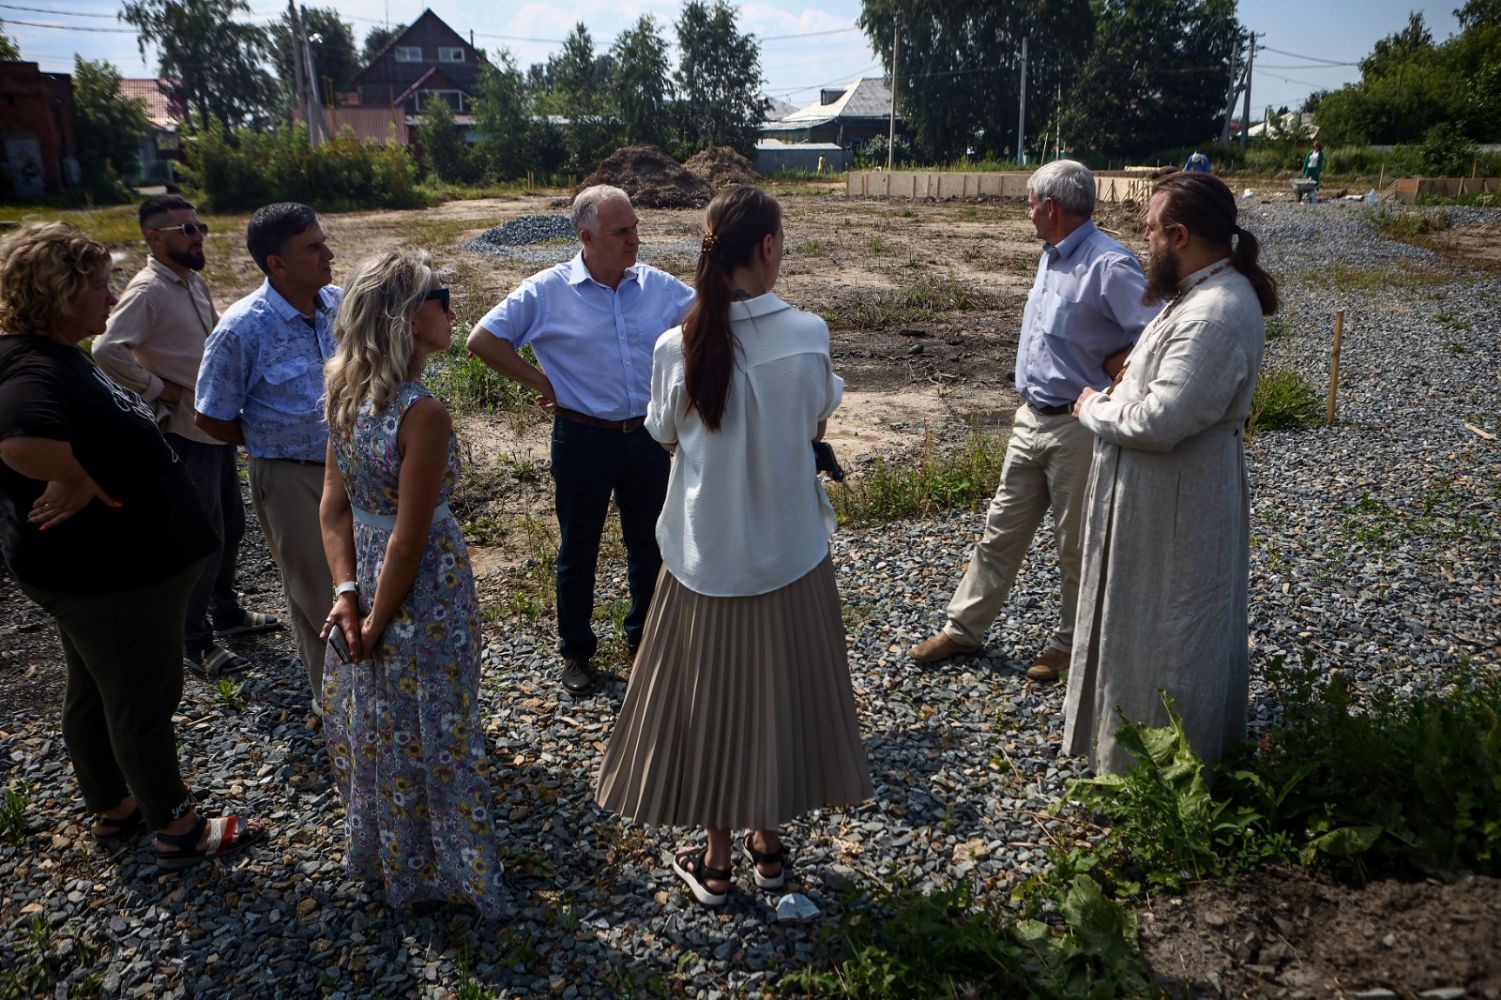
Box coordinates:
[333,580,358,598]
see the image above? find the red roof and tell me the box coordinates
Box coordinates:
[118,79,185,129]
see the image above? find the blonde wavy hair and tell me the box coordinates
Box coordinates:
[0,222,112,337]
[325,248,434,435]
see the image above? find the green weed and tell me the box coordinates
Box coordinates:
[800,237,827,257]
[0,780,34,844]
[1304,260,1451,292]
[829,427,1006,526]
[836,271,984,330]
[215,677,246,711]
[1247,368,1322,435]
[427,335,542,415]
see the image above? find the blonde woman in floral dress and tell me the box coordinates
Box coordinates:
[318,249,502,914]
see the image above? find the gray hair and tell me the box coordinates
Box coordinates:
[571,185,632,236]
[1028,160,1095,218]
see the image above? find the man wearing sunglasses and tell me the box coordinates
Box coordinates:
[196,202,342,729]
[93,195,282,683]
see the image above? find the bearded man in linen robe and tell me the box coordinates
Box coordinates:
[1063,172,1279,776]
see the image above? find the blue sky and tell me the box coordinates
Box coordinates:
[4,1,1464,117]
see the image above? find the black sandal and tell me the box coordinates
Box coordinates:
[155,814,266,871]
[741,832,788,889]
[92,807,145,846]
[670,846,732,907]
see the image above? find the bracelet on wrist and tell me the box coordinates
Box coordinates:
[333,580,358,598]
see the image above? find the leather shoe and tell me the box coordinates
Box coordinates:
[909,631,983,664]
[1026,647,1069,682]
[560,658,595,695]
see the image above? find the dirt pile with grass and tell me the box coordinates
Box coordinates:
[578,145,713,209]
[682,146,761,189]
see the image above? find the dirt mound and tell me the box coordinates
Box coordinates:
[578,145,712,209]
[682,146,761,188]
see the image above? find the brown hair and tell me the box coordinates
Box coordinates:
[681,186,782,431]
[1152,172,1280,316]
[0,222,112,336]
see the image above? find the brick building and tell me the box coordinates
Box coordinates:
[0,62,80,197]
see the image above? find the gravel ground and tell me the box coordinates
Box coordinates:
[461,213,703,269]
[1,201,1498,997]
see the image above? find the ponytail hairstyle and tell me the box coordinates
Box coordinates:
[325,248,434,435]
[1152,172,1280,316]
[681,186,783,431]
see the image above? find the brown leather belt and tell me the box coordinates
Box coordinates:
[555,406,646,432]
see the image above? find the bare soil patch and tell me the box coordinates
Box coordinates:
[1424,221,1501,272]
[682,145,761,188]
[1141,867,1501,999]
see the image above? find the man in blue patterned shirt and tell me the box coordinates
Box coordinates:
[911,161,1159,682]
[469,185,694,697]
[196,203,343,722]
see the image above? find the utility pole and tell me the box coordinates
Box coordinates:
[299,5,326,147]
[1240,32,1255,151]
[1017,36,1028,165]
[1219,31,1240,147]
[287,0,307,130]
[887,20,899,170]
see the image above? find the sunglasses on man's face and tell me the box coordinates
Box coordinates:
[424,287,450,312]
[154,222,209,237]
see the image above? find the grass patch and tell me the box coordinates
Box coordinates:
[800,237,827,257]
[426,332,541,415]
[835,271,984,331]
[0,780,34,844]
[1246,368,1321,435]
[829,427,1005,526]
[1370,206,1452,240]
[1304,261,1452,293]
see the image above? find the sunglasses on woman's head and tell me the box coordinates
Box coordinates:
[424,287,450,312]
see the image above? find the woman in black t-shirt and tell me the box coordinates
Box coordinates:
[0,223,265,869]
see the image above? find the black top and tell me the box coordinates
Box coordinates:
[0,334,216,593]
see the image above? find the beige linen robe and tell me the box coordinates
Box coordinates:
[1064,261,1266,775]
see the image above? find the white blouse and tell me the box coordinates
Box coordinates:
[647,293,843,597]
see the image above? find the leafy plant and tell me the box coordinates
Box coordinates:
[215,677,246,711]
[828,426,1006,526]
[0,780,34,844]
[1247,368,1321,435]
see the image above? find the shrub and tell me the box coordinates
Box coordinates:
[828,427,1006,526]
[187,123,428,213]
[1247,368,1321,435]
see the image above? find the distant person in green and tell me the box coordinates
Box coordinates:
[1302,141,1325,185]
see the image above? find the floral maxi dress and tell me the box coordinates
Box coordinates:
[323,380,503,914]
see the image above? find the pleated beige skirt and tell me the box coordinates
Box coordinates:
[594,554,872,830]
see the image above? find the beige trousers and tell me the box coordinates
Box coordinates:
[248,457,332,708]
[943,405,1093,653]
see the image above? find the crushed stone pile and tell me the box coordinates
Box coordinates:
[463,214,576,253]
[682,146,761,188]
[578,145,713,209]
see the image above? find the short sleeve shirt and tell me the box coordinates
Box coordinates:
[195,280,344,461]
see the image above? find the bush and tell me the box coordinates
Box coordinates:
[1247,368,1321,435]
[186,123,429,213]
[828,427,1006,526]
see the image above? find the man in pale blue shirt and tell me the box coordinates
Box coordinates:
[912,160,1159,681]
[468,185,694,696]
[197,202,343,723]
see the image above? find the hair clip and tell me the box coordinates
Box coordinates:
[700,233,721,255]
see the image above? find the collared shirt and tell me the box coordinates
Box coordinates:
[92,256,220,444]
[475,252,695,422]
[1015,220,1159,409]
[195,279,344,461]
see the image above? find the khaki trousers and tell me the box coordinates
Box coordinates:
[943,405,1093,653]
[248,457,332,708]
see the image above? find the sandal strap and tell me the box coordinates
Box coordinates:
[680,847,731,883]
[743,832,786,866]
[156,814,208,852]
[96,807,142,832]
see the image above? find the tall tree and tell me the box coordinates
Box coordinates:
[472,51,538,179]
[1455,0,1501,28]
[860,0,1094,163]
[120,0,276,132]
[415,94,474,183]
[674,0,766,156]
[361,23,404,65]
[1,22,21,60]
[1062,0,1240,158]
[73,56,151,199]
[269,7,359,108]
[610,15,673,148]
[547,23,615,172]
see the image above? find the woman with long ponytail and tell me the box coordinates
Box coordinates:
[596,187,871,907]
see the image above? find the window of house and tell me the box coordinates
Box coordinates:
[438,47,465,63]
[394,46,422,62]
[417,89,464,113]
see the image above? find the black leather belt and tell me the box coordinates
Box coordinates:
[556,406,646,432]
[1027,401,1071,417]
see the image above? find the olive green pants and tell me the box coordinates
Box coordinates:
[19,560,201,830]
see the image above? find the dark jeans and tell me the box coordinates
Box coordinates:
[167,434,244,654]
[550,416,670,662]
[18,560,201,830]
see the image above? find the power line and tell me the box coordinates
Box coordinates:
[1258,44,1355,66]
[1,16,133,31]
[760,26,860,42]
[0,2,117,17]
[1258,63,1356,70]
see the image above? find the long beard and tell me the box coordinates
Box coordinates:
[167,245,206,272]
[1142,245,1181,306]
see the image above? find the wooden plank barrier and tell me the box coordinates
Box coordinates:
[845,170,1149,203]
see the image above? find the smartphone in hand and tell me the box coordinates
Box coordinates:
[327,626,351,664]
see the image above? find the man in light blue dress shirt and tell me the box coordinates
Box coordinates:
[196,203,343,722]
[912,161,1159,682]
[468,185,694,696]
